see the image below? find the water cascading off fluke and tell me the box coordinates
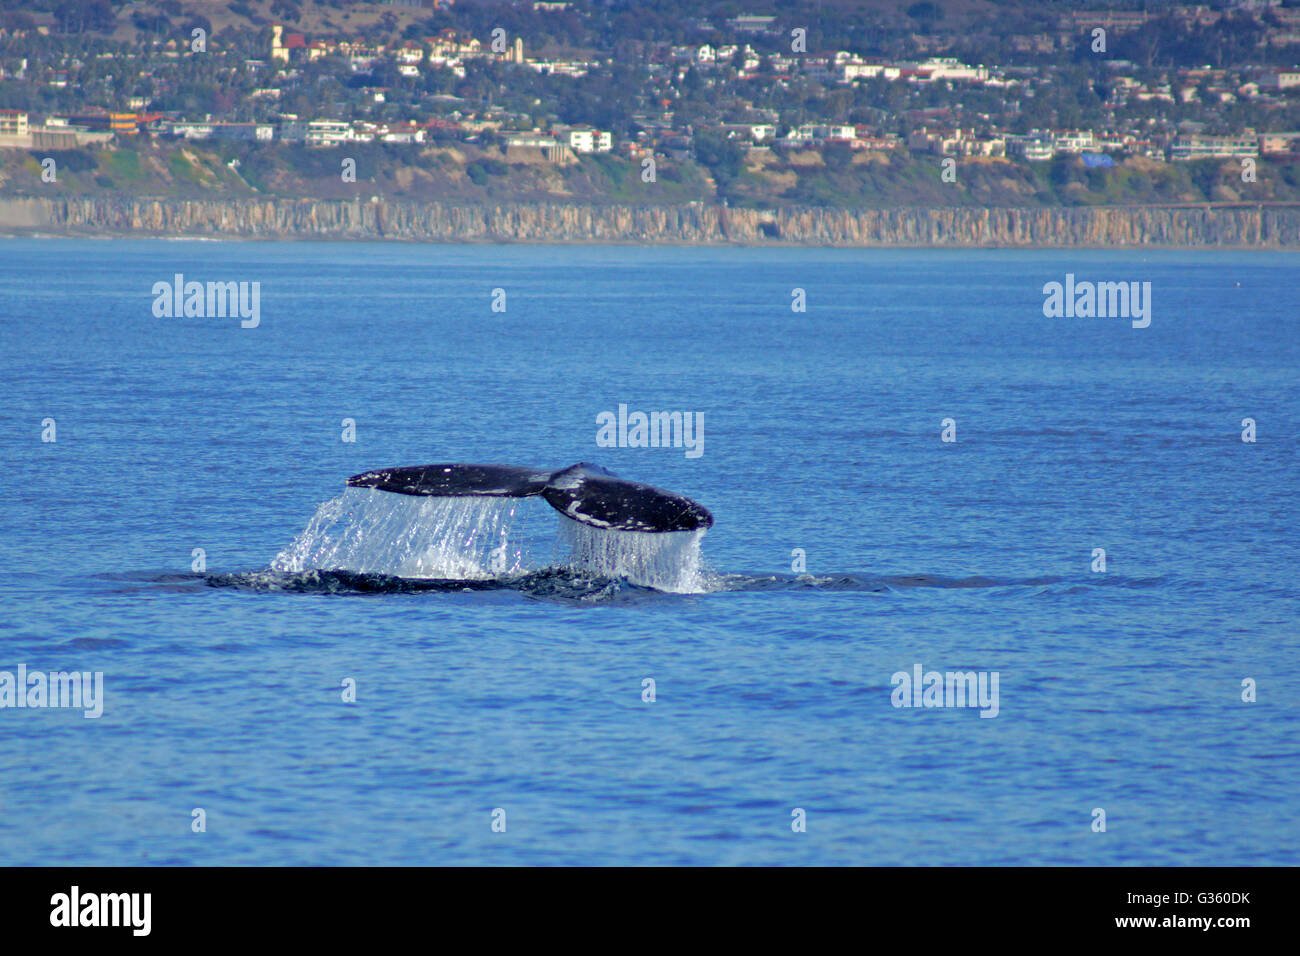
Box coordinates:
[271,491,538,580]
[272,463,712,592]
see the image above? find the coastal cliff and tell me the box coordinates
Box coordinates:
[3,196,1300,247]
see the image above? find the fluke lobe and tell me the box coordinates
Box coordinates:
[345,463,713,534]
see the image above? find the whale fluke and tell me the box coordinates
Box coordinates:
[346,462,713,533]
[346,463,552,498]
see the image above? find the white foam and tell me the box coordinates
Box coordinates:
[271,488,711,592]
[272,489,537,579]
[558,519,707,593]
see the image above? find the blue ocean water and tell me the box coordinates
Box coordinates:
[0,238,1296,865]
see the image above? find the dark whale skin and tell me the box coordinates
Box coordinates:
[346,462,712,534]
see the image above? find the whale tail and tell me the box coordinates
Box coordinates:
[345,462,713,533]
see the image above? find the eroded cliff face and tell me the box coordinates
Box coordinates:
[3,196,1299,246]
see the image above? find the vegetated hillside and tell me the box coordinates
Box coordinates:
[0,140,711,201]
[4,139,1300,207]
[6,0,432,43]
[728,149,1300,208]
[3,0,1087,45]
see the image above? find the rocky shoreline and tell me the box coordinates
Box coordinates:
[3,196,1300,247]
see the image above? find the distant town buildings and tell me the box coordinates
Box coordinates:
[0,108,28,138]
[1168,132,1260,160]
[1,10,1298,184]
[566,127,612,154]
